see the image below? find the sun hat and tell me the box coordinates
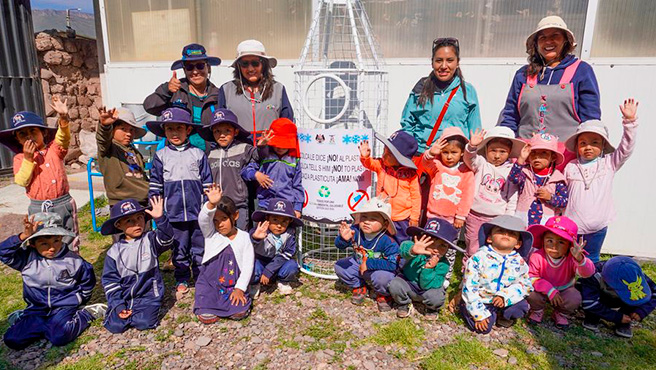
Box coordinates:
[407,218,465,254]
[374,130,418,170]
[564,120,615,154]
[170,43,221,71]
[0,111,57,154]
[101,198,151,235]
[602,256,652,306]
[21,212,76,249]
[197,108,250,143]
[527,216,578,249]
[234,39,277,68]
[440,126,469,143]
[350,197,396,235]
[252,198,303,228]
[476,126,526,159]
[526,16,577,54]
[113,107,147,140]
[527,132,564,165]
[267,118,300,157]
[145,107,197,138]
[478,215,533,258]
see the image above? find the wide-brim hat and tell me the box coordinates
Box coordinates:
[477,126,526,159]
[440,126,469,143]
[374,130,417,170]
[233,39,277,68]
[527,132,564,165]
[478,215,533,258]
[268,118,299,157]
[350,197,396,235]
[0,111,56,154]
[527,216,578,249]
[197,108,250,143]
[171,43,221,71]
[602,256,652,306]
[526,16,577,54]
[21,212,75,248]
[146,107,197,138]
[407,218,465,253]
[252,198,303,228]
[564,120,615,154]
[114,107,147,140]
[101,198,152,235]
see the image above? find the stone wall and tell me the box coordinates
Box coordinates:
[35,30,100,166]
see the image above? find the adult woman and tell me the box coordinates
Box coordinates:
[217,39,293,144]
[498,16,601,142]
[143,43,221,150]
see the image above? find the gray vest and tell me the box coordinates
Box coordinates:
[223,81,285,134]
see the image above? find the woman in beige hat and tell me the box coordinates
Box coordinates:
[497,15,601,159]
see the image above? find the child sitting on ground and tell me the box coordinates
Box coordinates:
[509,132,568,226]
[249,198,302,298]
[198,108,257,230]
[460,215,533,334]
[563,99,639,263]
[100,197,174,333]
[147,107,212,294]
[242,118,304,217]
[334,198,399,312]
[0,98,80,251]
[526,216,594,328]
[359,130,420,243]
[0,213,105,350]
[580,256,656,338]
[388,218,465,320]
[194,185,254,323]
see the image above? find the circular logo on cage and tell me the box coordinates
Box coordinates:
[347,190,369,211]
[318,186,330,198]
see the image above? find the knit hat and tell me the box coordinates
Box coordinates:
[564,120,615,154]
[374,130,418,169]
[170,43,221,71]
[234,39,277,68]
[267,118,300,157]
[526,16,577,54]
[527,132,564,165]
[0,111,57,154]
[197,108,250,143]
[476,126,526,159]
[602,257,652,306]
[145,107,197,138]
[101,199,151,235]
[407,218,465,253]
[527,216,578,249]
[252,198,303,228]
[350,197,395,235]
[21,212,75,249]
[479,215,533,258]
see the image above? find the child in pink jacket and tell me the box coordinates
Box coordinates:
[527,216,595,328]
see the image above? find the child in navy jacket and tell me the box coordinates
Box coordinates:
[100,197,174,333]
[249,198,301,298]
[0,213,105,350]
[147,107,212,293]
[334,198,400,312]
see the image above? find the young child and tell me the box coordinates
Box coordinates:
[97,107,150,207]
[388,218,465,319]
[580,256,656,338]
[100,197,174,333]
[0,213,106,350]
[509,132,568,226]
[147,107,212,293]
[0,98,80,252]
[563,99,639,263]
[242,117,303,217]
[249,198,302,297]
[334,198,399,311]
[198,108,257,230]
[460,215,533,334]
[194,185,254,322]
[526,216,594,328]
[359,130,420,243]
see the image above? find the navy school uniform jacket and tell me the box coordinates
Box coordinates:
[148,142,212,222]
[0,235,95,313]
[249,227,297,279]
[102,216,175,312]
[207,141,258,208]
[334,226,399,271]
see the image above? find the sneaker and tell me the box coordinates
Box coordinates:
[249,283,261,300]
[351,287,367,305]
[552,311,570,329]
[376,295,393,312]
[277,282,293,296]
[176,281,189,294]
[582,318,600,332]
[528,309,544,324]
[396,304,415,318]
[197,313,219,325]
[615,324,633,338]
[7,310,24,325]
[495,317,516,328]
[424,309,439,321]
[83,303,108,320]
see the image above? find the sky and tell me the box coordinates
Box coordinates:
[31,0,94,14]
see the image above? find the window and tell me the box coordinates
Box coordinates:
[591,0,656,57]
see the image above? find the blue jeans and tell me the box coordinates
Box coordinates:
[580,227,608,264]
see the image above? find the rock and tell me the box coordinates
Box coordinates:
[68,107,79,120]
[195,336,211,347]
[251,337,262,344]
[51,36,64,50]
[64,39,78,53]
[508,356,518,365]
[61,52,72,66]
[79,107,89,119]
[89,107,100,120]
[64,148,82,164]
[78,96,93,107]
[84,57,97,70]
[43,50,63,65]
[493,348,509,358]
[50,84,64,94]
[174,329,184,337]
[46,117,59,128]
[72,53,84,68]
[591,351,603,357]
[35,36,53,51]
[363,360,376,370]
[41,68,54,80]
[70,162,81,170]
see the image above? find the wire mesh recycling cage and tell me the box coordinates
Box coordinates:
[294,0,388,279]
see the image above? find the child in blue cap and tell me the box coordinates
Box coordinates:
[580,256,656,338]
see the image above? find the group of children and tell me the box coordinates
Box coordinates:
[0,95,653,351]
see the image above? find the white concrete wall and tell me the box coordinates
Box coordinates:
[101,57,656,258]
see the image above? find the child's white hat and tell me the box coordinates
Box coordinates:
[350,197,396,235]
[564,120,615,154]
[476,126,526,158]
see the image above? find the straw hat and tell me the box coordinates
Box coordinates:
[526,16,576,53]
[234,40,277,68]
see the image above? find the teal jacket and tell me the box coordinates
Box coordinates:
[400,76,481,154]
[399,241,449,291]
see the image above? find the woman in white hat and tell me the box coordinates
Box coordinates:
[497,16,601,155]
[217,39,294,145]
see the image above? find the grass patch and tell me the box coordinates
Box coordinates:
[420,335,498,370]
[301,308,353,358]
[367,319,425,359]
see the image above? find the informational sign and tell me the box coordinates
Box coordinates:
[299,128,373,223]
